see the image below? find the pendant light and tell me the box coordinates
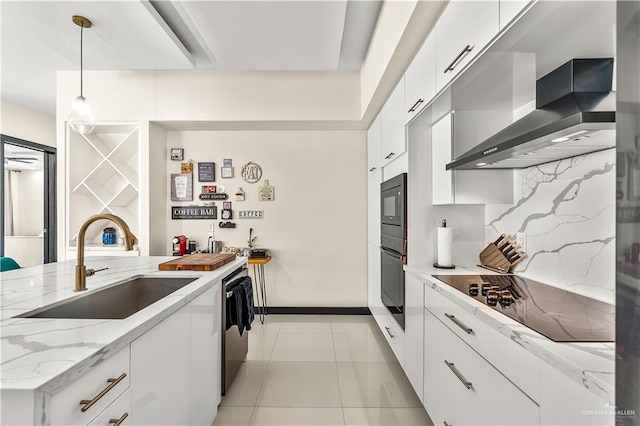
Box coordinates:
[68,15,95,135]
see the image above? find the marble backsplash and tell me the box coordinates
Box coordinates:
[485,149,616,303]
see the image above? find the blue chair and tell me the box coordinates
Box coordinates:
[0,257,21,271]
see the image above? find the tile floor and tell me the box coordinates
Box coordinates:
[213,315,433,426]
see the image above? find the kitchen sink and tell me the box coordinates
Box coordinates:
[16,277,198,320]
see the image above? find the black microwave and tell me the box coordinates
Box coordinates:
[381,173,407,238]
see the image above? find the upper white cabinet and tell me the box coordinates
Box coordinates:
[431,112,454,205]
[499,0,532,29]
[367,168,382,244]
[404,32,436,123]
[367,114,382,173]
[435,0,499,91]
[380,78,406,166]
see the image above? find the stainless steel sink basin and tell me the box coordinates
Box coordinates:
[17,277,197,320]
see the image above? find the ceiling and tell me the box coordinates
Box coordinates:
[1,0,382,117]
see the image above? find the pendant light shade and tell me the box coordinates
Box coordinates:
[68,15,95,135]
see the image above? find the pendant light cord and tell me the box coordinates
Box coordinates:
[79,22,84,98]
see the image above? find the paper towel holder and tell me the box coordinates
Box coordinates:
[434,219,456,269]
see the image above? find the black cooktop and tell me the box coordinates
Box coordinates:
[432,274,615,342]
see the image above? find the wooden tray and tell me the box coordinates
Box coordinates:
[158,253,237,271]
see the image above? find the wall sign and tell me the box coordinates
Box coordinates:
[181,162,193,174]
[238,210,264,219]
[172,206,217,220]
[198,162,215,182]
[170,148,184,161]
[221,167,234,178]
[199,193,228,200]
[259,179,274,201]
[241,161,262,183]
[171,174,193,201]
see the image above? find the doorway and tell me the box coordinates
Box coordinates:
[1,135,56,265]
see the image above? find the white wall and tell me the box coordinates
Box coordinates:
[166,130,367,307]
[0,101,55,147]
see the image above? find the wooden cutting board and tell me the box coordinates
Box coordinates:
[158,253,237,271]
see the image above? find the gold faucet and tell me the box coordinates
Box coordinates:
[75,214,134,291]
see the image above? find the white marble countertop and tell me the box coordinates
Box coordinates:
[405,263,615,404]
[0,256,246,393]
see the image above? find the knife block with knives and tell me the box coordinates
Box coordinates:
[479,234,523,273]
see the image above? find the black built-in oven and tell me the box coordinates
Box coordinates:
[380,173,407,329]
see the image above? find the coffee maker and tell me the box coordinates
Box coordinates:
[172,235,188,256]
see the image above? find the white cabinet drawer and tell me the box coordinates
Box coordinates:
[88,389,131,426]
[373,308,405,367]
[51,347,130,426]
[424,282,540,401]
[424,309,539,425]
[435,0,499,91]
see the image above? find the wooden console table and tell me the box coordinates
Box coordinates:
[248,256,271,323]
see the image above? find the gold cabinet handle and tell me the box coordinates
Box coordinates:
[444,44,474,73]
[444,360,472,390]
[109,412,129,426]
[444,313,473,334]
[79,373,126,412]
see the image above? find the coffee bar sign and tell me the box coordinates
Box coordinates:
[172,206,217,220]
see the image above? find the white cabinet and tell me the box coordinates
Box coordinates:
[189,285,222,425]
[367,168,382,244]
[130,283,223,426]
[435,0,499,91]
[404,32,436,123]
[130,305,190,425]
[380,78,406,166]
[404,273,424,402]
[431,112,454,205]
[367,114,382,173]
[87,389,131,426]
[50,347,130,426]
[499,0,532,29]
[375,308,405,367]
[367,243,382,316]
[423,308,539,426]
[67,123,140,251]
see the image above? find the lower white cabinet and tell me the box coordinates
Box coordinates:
[424,308,539,425]
[130,305,190,425]
[403,273,424,402]
[49,346,130,426]
[189,286,222,425]
[374,309,405,367]
[367,243,382,314]
[87,389,131,426]
[130,283,222,426]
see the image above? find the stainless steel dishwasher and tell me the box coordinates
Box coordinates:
[221,266,249,395]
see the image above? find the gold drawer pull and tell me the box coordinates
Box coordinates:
[79,373,126,412]
[444,44,474,73]
[444,360,472,390]
[444,313,473,334]
[109,412,129,426]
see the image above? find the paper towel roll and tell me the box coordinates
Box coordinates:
[437,226,453,266]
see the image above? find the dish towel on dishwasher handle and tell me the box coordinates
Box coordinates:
[226,276,255,335]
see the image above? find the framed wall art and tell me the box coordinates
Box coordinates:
[198,162,215,182]
[171,173,193,201]
[170,148,184,161]
[221,167,234,178]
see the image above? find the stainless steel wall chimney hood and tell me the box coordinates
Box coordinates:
[447,58,615,170]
